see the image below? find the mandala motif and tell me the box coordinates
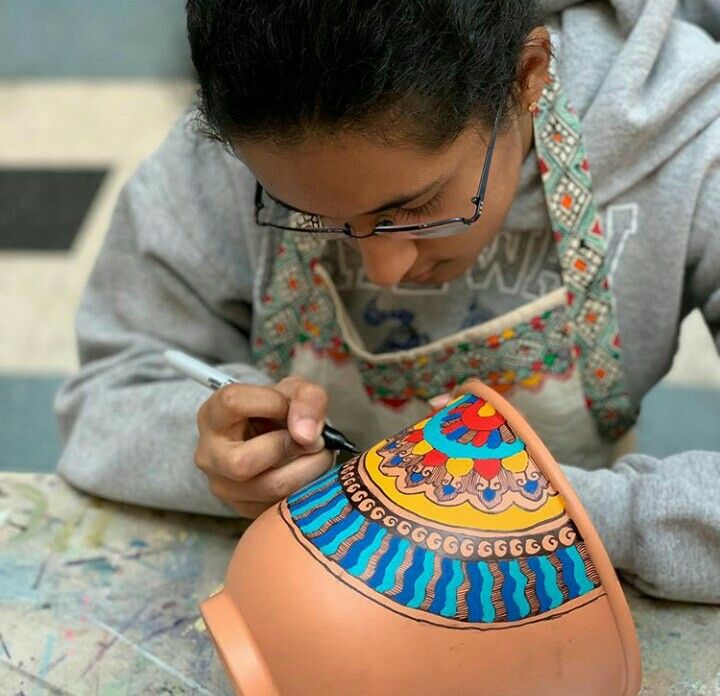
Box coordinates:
[281,395,601,626]
[375,395,554,514]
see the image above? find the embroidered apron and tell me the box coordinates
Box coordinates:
[250,66,638,470]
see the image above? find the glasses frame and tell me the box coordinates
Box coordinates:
[254,101,504,240]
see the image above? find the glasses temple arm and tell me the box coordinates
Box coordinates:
[472,104,504,208]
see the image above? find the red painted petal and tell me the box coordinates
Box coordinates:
[423,449,448,467]
[405,429,425,443]
[472,430,490,447]
[461,408,506,431]
[474,458,502,479]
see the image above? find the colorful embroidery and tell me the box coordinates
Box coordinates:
[252,240,351,374]
[533,64,636,438]
[358,305,575,406]
[281,395,600,625]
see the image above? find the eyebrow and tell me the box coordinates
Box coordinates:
[361,177,443,215]
[268,176,443,218]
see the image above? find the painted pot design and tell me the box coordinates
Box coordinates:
[201,380,642,696]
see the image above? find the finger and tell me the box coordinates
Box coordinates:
[273,377,329,446]
[239,449,335,503]
[207,384,289,434]
[204,447,334,504]
[218,428,325,481]
[428,392,453,413]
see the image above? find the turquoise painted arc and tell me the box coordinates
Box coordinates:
[424,395,526,460]
[285,470,599,624]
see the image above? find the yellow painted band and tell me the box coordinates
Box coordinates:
[365,442,565,532]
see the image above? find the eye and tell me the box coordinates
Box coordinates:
[393,190,445,223]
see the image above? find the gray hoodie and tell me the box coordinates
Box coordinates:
[56,0,720,603]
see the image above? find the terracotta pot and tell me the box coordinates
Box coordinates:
[202,380,642,696]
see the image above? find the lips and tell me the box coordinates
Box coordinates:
[403,266,435,283]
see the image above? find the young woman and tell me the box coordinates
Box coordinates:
[57,0,720,603]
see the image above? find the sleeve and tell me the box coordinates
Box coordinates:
[55,112,271,517]
[562,453,720,604]
[561,162,720,605]
[683,161,720,348]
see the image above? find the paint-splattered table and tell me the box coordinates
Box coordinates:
[1,473,718,695]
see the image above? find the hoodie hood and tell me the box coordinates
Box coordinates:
[509,0,720,225]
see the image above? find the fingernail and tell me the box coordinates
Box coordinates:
[294,417,319,443]
[428,394,452,409]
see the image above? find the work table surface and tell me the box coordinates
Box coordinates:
[1,472,718,695]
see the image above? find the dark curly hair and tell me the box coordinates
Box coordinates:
[186,0,542,149]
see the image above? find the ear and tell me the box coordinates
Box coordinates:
[516,26,552,109]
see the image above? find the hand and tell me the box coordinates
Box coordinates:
[195,376,334,519]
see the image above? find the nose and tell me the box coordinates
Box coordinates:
[356,235,419,287]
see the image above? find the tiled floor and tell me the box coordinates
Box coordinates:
[2,5,719,473]
[1,79,195,471]
[0,168,107,250]
[1,80,196,375]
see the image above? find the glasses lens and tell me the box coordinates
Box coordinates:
[374,220,470,239]
[257,188,347,239]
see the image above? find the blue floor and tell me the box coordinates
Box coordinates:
[1,0,192,78]
[0,376,65,473]
[635,384,720,458]
[1,376,718,474]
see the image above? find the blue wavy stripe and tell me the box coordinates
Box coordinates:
[368,536,402,590]
[465,562,483,622]
[314,509,365,555]
[465,562,495,622]
[429,557,453,615]
[442,559,464,618]
[499,560,530,621]
[296,495,347,535]
[288,471,338,510]
[406,549,435,609]
[394,547,427,605]
[375,538,411,594]
[339,522,380,572]
[289,482,341,518]
[429,558,464,618]
[292,486,343,523]
[288,467,338,505]
[567,546,595,596]
[346,525,388,577]
[527,555,563,612]
[558,546,595,599]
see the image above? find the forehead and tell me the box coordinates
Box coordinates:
[235,130,476,218]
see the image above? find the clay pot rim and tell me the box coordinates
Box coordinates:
[201,589,280,696]
[459,379,642,695]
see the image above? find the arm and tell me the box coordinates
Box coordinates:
[565,162,720,604]
[55,112,269,516]
[562,453,720,604]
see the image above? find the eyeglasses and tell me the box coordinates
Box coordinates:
[254,103,503,240]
